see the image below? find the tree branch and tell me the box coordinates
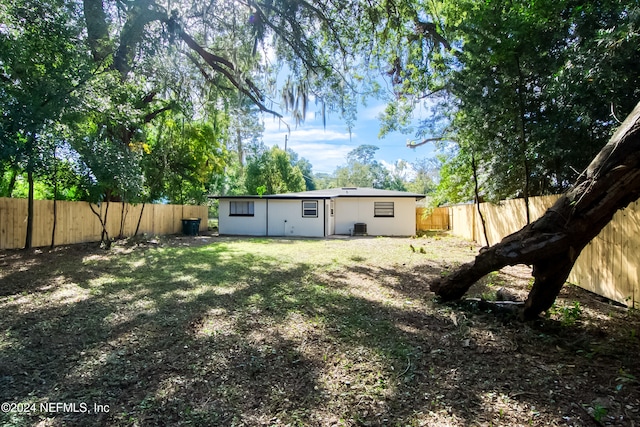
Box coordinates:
[143,104,174,123]
[114,2,168,76]
[179,30,282,117]
[418,86,446,100]
[243,0,320,72]
[407,136,451,148]
[82,0,112,62]
[430,101,640,320]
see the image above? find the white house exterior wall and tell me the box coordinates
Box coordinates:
[218,199,267,236]
[334,197,416,236]
[267,199,325,237]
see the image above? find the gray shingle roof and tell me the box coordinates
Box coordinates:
[211,187,425,200]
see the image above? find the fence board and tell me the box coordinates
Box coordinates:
[449,195,640,308]
[416,207,450,231]
[0,198,208,250]
[449,204,476,241]
[567,201,640,307]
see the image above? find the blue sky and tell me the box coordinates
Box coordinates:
[261,99,438,175]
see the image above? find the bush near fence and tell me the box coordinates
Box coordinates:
[448,195,640,308]
[0,198,208,250]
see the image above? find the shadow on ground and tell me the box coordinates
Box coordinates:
[0,235,639,426]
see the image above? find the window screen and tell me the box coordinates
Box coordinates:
[302,200,318,218]
[230,201,254,216]
[374,201,394,217]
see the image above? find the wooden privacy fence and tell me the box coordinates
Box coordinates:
[416,207,450,231]
[0,198,208,250]
[448,195,640,308]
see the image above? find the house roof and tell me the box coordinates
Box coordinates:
[210,187,425,200]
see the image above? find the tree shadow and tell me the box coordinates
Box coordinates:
[1,239,639,426]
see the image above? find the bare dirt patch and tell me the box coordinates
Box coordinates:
[1,232,639,426]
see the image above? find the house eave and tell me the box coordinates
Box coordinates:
[209,187,425,201]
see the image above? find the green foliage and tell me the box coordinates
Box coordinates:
[592,404,608,422]
[0,0,378,206]
[69,79,147,203]
[433,152,475,205]
[2,174,49,199]
[0,0,90,180]
[382,0,640,204]
[6,0,635,211]
[335,145,392,189]
[143,115,228,204]
[287,150,316,191]
[245,146,306,195]
[546,301,583,326]
[405,158,438,196]
[313,173,337,190]
[347,145,380,165]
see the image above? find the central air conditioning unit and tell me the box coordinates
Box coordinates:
[353,223,367,235]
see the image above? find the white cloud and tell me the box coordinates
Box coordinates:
[359,103,388,121]
[258,97,439,175]
[261,118,354,173]
[262,118,353,142]
[292,142,353,173]
[380,159,418,180]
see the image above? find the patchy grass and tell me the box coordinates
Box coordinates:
[1,233,639,426]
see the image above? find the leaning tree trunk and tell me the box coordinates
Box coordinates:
[471,152,490,246]
[431,101,640,320]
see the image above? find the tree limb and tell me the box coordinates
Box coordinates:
[179,29,282,117]
[407,136,451,148]
[143,104,174,123]
[114,1,168,77]
[82,0,112,62]
[431,101,640,320]
[243,0,320,72]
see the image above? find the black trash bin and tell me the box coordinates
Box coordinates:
[181,218,201,236]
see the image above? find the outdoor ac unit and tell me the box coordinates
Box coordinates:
[354,223,367,235]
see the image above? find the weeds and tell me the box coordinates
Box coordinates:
[592,404,608,422]
[546,301,583,326]
[616,369,637,391]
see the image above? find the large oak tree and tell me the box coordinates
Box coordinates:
[432,101,640,319]
[378,0,640,317]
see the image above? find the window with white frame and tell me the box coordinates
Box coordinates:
[374,201,394,217]
[229,201,254,216]
[302,200,318,218]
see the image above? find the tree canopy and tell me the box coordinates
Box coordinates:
[2,0,639,253]
[389,0,640,207]
[244,145,306,195]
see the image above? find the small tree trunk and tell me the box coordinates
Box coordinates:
[89,202,111,249]
[471,152,489,246]
[134,202,145,236]
[51,196,57,249]
[118,200,127,239]
[431,101,640,319]
[102,201,111,247]
[6,169,18,197]
[25,169,34,249]
[522,161,531,225]
[237,128,244,174]
[51,148,58,248]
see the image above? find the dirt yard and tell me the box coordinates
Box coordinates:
[0,232,639,426]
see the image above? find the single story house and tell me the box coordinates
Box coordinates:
[211,187,425,237]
